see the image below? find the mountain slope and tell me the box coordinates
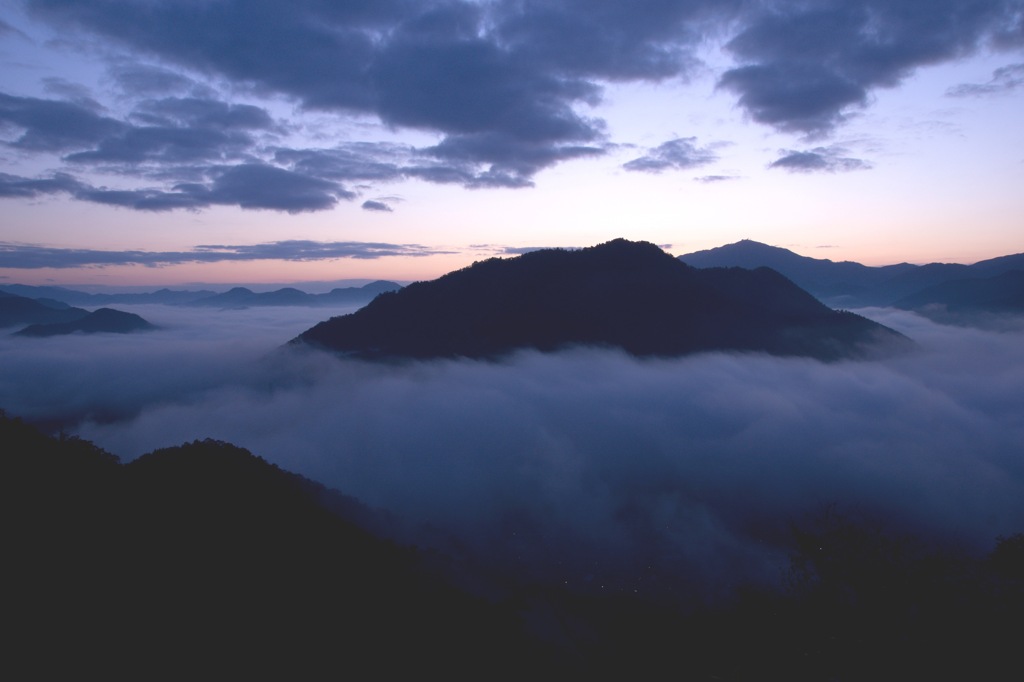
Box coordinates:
[294,239,906,361]
[678,240,1024,309]
[892,270,1024,321]
[0,413,548,678]
[15,307,156,336]
[0,290,89,328]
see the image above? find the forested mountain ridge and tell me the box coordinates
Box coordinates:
[295,239,905,361]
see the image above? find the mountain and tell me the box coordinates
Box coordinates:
[294,239,906,361]
[0,280,401,308]
[0,290,90,328]
[891,270,1024,326]
[15,307,157,337]
[678,240,1024,309]
[181,280,402,307]
[4,410,1023,679]
[0,283,217,306]
[0,412,546,678]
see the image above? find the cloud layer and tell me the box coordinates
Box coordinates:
[0,240,448,269]
[3,304,1022,598]
[2,0,1021,211]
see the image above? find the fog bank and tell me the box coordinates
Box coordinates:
[4,305,1023,596]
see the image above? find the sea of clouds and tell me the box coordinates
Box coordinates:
[3,304,1023,599]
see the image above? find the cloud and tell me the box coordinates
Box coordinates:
[2,305,1021,600]
[694,174,739,183]
[361,200,392,212]
[0,18,30,40]
[11,0,1024,203]
[107,63,204,98]
[623,137,718,173]
[0,239,450,269]
[0,91,126,151]
[0,171,82,198]
[947,62,1024,96]
[719,0,1021,135]
[769,146,872,173]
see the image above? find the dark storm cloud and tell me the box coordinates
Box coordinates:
[769,146,872,173]
[361,200,392,212]
[3,307,1021,597]
[947,62,1024,96]
[623,137,718,173]
[0,239,445,269]
[720,0,1023,135]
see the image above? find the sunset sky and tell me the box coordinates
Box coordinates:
[2,0,1022,288]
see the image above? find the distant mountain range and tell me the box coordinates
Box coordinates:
[678,240,1024,315]
[0,280,402,309]
[15,308,157,337]
[0,290,89,328]
[294,239,906,361]
[2,290,156,336]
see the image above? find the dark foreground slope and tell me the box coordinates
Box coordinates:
[4,412,1023,680]
[0,412,548,678]
[295,239,905,361]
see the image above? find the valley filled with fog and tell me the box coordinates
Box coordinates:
[4,302,1023,597]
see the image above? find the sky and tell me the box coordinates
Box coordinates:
[1,0,1022,287]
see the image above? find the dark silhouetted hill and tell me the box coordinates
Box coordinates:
[0,281,401,308]
[0,290,89,328]
[0,412,550,678]
[294,239,906,361]
[184,280,402,307]
[678,240,1024,311]
[14,307,157,336]
[3,411,1023,679]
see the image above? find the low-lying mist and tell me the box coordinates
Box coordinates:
[4,303,1023,599]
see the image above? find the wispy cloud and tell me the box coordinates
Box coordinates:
[769,146,872,173]
[0,240,451,269]
[947,63,1024,97]
[623,137,718,173]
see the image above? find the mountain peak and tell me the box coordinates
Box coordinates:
[294,240,904,361]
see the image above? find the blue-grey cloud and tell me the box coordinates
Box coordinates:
[720,0,1023,135]
[9,0,1024,203]
[361,200,393,212]
[947,63,1024,96]
[769,146,872,173]
[107,63,203,98]
[623,137,718,173]
[0,171,83,198]
[0,91,126,151]
[694,174,739,183]
[0,17,29,40]
[0,239,448,269]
